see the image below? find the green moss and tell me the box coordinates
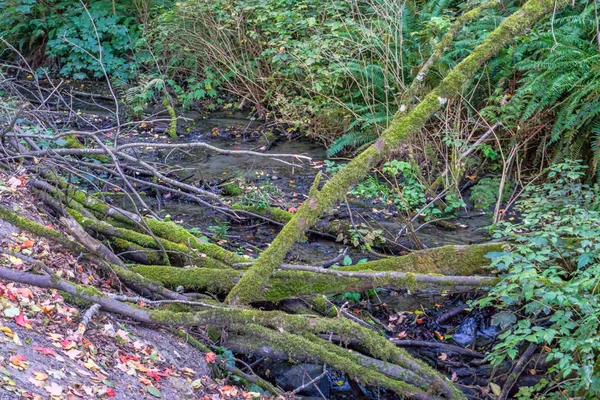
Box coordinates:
[149,308,197,325]
[221,182,243,196]
[224,0,566,305]
[162,95,178,141]
[144,219,247,265]
[340,243,502,276]
[130,265,239,293]
[62,135,110,162]
[75,284,104,298]
[238,324,455,399]
[0,206,86,254]
[68,208,231,268]
[129,265,435,303]
[111,238,168,265]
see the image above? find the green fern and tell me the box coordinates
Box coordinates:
[327,129,378,156]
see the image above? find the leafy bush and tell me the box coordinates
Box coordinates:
[152,0,504,148]
[477,160,600,398]
[1,0,141,81]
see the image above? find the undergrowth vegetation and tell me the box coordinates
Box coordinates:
[478,161,600,397]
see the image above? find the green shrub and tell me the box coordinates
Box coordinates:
[477,160,600,398]
[1,0,141,81]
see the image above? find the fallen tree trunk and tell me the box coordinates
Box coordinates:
[0,199,496,398]
[225,0,568,305]
[129,265,498,302]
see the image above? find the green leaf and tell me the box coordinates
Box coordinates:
[146,386,161,398]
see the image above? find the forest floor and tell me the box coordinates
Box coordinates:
[0,174,267,400]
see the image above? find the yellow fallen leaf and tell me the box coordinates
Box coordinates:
[489,382,501,396]
[0,326,14,338]
[84,359,101,372]
[33,371,48,381]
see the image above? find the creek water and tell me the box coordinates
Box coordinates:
[145,111,492,257]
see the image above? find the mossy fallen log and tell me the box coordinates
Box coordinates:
[130,255,498,303]
[0,206,187,300]
[34,180,247,265]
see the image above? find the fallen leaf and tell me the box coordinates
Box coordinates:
[34,346,56,356]
[21,240,35,249]
[146,386,162,398]
[15,313,32,329]
[438,353,448,361]
[33,371,48,381]
[106,388,116,398]
[3,307,20,318]
[28,377,44,388]
[0,326,14,338]
[60,339,75,349]
[489,382,501,396]
[10,354,28,369]
[15,287,33,299]
[7,177,23,190]
[116,329,131,343]
[83,359,101,372]
[63,349,82,360]
[139,377,153,386]
[204,352,217,364]
[191,379,203,389]
[45,382,63,397]
[12,332,22,346]
[46,369,66,379]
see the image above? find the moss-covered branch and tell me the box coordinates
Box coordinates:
[35,179,247,265]
[225,0,569,305]
[0,205,87,255]
[237,324,450,399]
[399,1,496,109]
[130,264,497,302]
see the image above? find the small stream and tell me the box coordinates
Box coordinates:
[134,111,492,264]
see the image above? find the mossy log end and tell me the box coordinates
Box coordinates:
[225,0,569,306]
[338,243,502,276]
